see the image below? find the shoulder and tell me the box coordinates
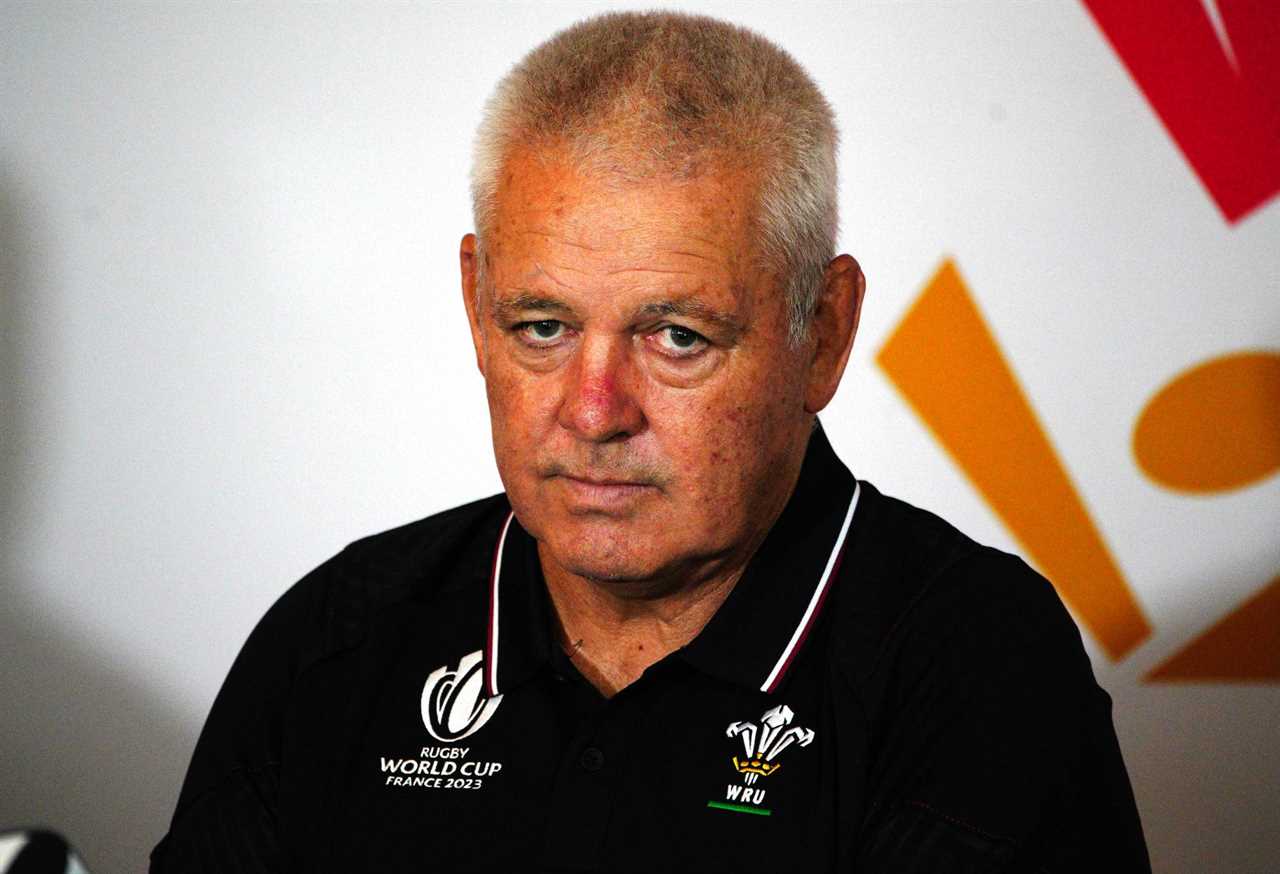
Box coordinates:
[157,495,513,858]
[255,493,512,663]
[833,485,1146,864]
[833,481,1087,687]
[339,492,511,593]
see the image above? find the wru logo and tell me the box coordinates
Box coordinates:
[726,704,814,786]
[420,650,503,743]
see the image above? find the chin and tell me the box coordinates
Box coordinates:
[549,527,658,584]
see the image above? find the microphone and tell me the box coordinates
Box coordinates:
[0,830,90,874]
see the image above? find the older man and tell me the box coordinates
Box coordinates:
[153,11,1149,873]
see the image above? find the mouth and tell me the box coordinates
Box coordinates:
[562,473,650,487]
[554,473,659,509]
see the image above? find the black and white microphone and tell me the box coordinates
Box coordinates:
[0,830,90,874]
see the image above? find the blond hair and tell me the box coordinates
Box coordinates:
[470,11,839,344]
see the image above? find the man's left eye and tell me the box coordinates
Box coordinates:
[651,325,708,357]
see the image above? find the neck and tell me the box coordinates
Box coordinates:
[539,545,748,697]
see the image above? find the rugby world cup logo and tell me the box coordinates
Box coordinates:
[726,704,814,786]
[421,650,503,743]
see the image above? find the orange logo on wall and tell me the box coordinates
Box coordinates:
[1136,353,1280,681]
[878,261,1280,681]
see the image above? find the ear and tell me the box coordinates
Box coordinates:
[459,233,487,377]
[803,254,866,413]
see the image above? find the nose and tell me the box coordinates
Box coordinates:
[557,333,646,442]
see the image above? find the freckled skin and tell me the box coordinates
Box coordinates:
[460,145,865,694]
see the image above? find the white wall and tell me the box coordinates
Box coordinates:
[2,3,1276,872]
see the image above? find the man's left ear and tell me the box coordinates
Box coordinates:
[803,254,866,414]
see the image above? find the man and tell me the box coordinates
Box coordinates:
[153,11,1149,872]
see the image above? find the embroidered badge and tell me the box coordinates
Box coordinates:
[707,704,814,816]
[376,650,506,791]
[421,649,503,742]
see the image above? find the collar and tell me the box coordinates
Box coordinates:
[482,510,551,697]
[482,421,861,697]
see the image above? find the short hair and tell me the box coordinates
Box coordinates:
[470,11,839,345]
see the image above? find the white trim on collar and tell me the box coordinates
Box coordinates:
[485,511,516,697]
[760,480,861,693]
[485,480,860,697]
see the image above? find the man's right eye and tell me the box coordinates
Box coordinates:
[515,320,568,346]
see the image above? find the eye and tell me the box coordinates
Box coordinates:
[650,325,709,358]
[515,320,569,347]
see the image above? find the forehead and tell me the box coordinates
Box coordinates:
[487,146,763,280]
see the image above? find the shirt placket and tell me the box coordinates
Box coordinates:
[537,664,625,871]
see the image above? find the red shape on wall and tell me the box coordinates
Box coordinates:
[1083,0,1280,223]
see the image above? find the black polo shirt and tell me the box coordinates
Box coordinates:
[152,424,1150,873]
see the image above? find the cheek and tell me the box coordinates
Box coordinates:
[659,392,785,499]
[485,361,559,454]
[662,356,806,506]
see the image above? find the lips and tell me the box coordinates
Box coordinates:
[555,474,657,509]
[561,474,650,487]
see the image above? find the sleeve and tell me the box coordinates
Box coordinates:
[854,552,1151,873]
[149,557,340,874]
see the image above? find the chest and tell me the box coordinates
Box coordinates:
[280,645,868,873]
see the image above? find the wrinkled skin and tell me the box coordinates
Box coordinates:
[460,146,864,692]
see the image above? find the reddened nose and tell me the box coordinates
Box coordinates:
[557,335,645,442]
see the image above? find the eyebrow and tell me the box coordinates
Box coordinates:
[490,293,576,321]
[640,299,743,333]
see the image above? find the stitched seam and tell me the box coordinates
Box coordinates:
[905,799,1022,848]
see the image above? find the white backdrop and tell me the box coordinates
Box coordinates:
[2,3,1277,872]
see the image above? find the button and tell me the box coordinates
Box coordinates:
[579,746,605,772]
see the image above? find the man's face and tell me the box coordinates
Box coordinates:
[463,148,823,592]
